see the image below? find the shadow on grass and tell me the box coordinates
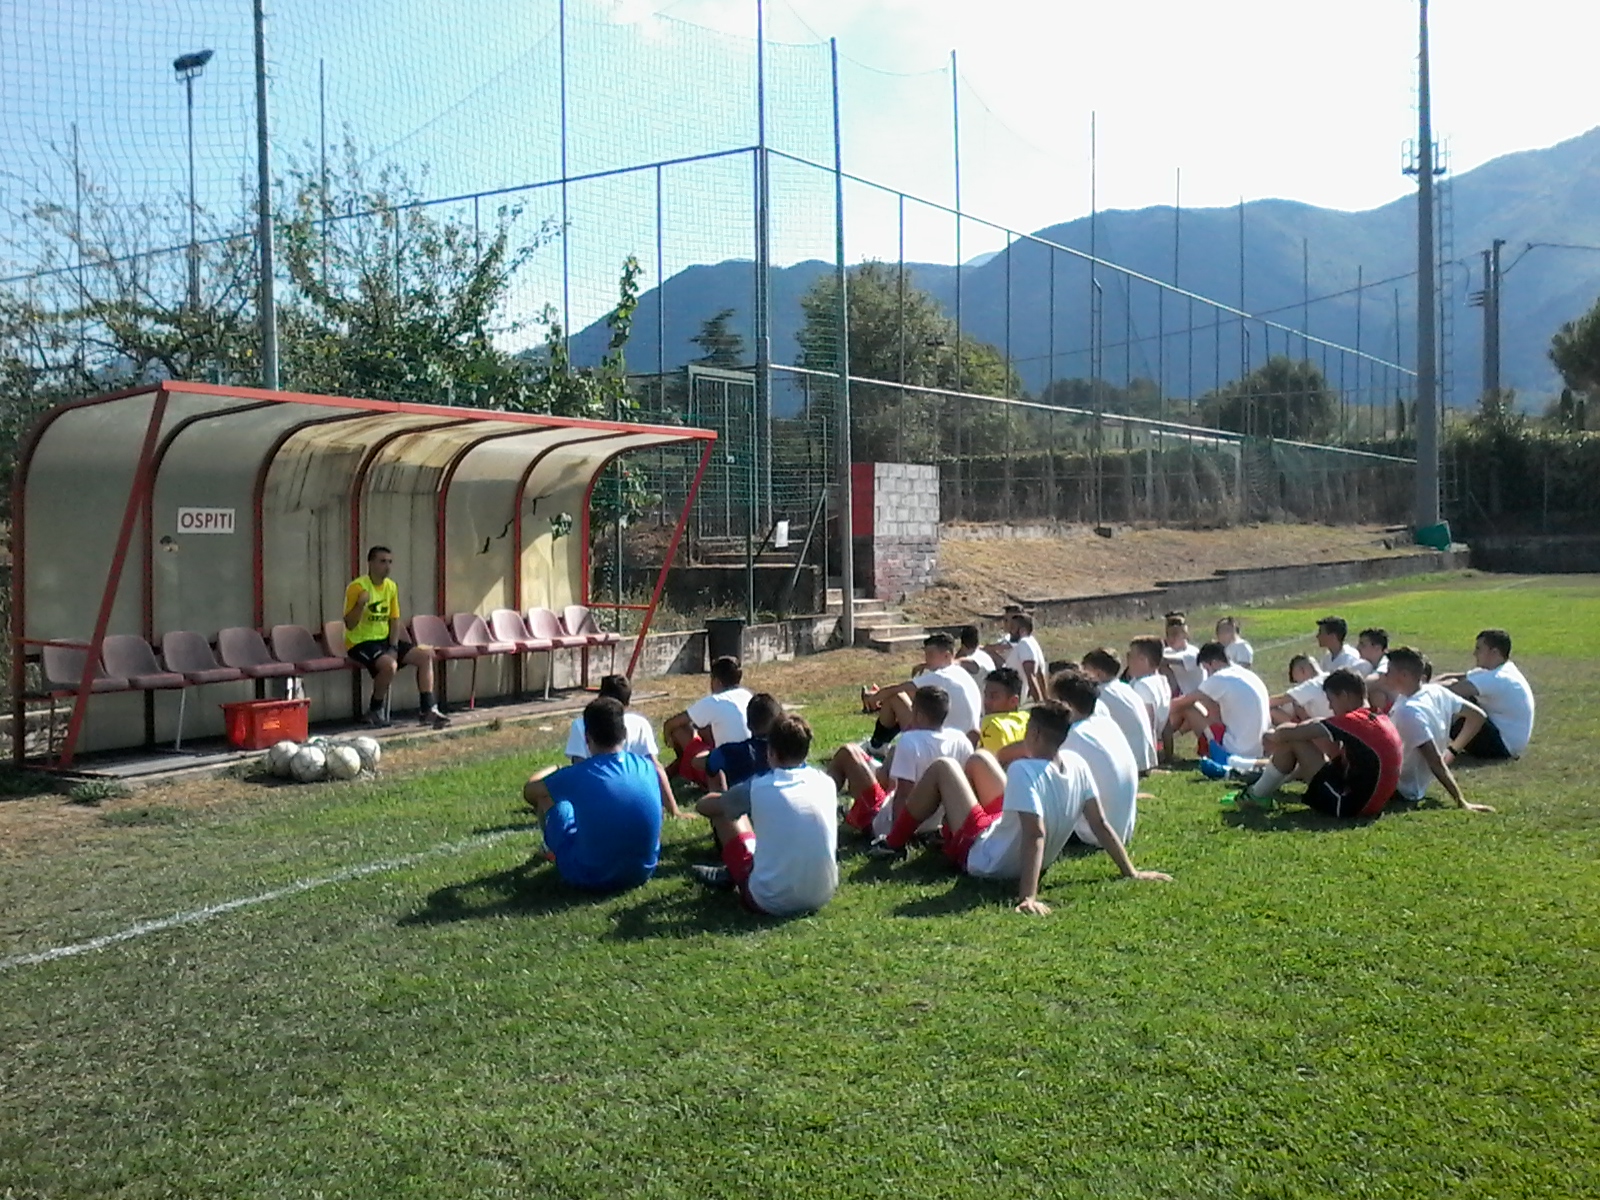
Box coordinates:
[605,884,799,941]
[398,858,615,926]
[0,767,64,803]
[1221,804,1379,833]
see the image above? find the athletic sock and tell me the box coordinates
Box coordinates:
[1249,763,1289,799]
[868,720,895,751]
[885,803,921,850]
[419,690,436,713]
[369,695,384,713]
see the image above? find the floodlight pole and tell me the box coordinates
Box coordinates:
[753,0,773,536]
[184,72,199,310]
[253,0,280,389]
[830,38,854,645]
[1411,0,1440,527]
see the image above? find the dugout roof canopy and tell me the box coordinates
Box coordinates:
[12,381,717,765]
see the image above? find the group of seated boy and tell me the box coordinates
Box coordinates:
[520,604,1534,921]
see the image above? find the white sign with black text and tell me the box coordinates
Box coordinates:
[176,507,236,535]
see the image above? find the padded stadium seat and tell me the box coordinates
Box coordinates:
[217,627,297,680]
[562,603,623,676]
[489,609,553,700]
[41,642,130,695]
[409,615,480,709]
[161,631,247,686]
[101,634,190,751]
[269,624,349,673]
[448,614,517,709]
[526,607,588,699]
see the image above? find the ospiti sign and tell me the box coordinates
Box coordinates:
[176,507,236,534]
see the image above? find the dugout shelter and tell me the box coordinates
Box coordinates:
[11,382,716,767]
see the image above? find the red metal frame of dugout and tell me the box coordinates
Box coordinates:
[11,382,716,769]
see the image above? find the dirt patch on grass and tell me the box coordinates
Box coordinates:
[909,522,1424,622]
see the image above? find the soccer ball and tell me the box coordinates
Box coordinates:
[265,740,299,778]
[289,744,327,783]
[324,744,362,781]
[349,735,381,772]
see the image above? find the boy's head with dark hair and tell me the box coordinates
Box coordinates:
[910,685,951,729]
[745,692,783,736]
[1127,635,1164,675]
[1163,612,1189,647]
[1047,658,1076,676]
[1315,616,1349,648]
[1196,641,1230,670]
[582,697,628,752]
[958,624,981,653]
[1288,653,1319,684]
[709,655,743,690]
[1358,627,1389,656]
[1080,647,1122,682]
[1385,645,1427,686]
[1023,699,1075,757]
[1047,667,1100,718]
[1014,612,1036,636]
[1215,615,1242,640]
[365,545,394,581]
[1321,668,1368,714]
[597,674,633,707]
[766,713,813,767]
[1475,628,1513,665]
[922,632,957,667]
[982,666,1024,714]
[366,545,392,563]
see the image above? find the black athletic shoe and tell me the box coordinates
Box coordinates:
[419,707,451,730]
[364,710,392,729]
[865,837,906,861]
[911,828,945,850]
[691,863,733,889]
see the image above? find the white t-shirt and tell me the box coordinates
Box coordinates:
[1321,644,1365,674]
[1197,664,1272,757]
[746,766,839,915]
[1095,679,1156,773]
[965,754,1092,881]
[1392,683,1467,800]
[1132,672,1173,734]
[1163,642,1204,695]
[1362,654,1390,677]
[911,664,982,735]
[565,710,659,760]
[962,648,996,687]
[1286,673,1334,721]
[686,686,754,747]
[874,727,973,837]
[1466,661,1534,756]
[1224,639,1255,667]
[1004,635,1046,681]
[1063,710,1139,847]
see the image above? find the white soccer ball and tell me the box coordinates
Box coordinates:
[289,744,327,783]
[325,744,362,781]
[265,740,299,778]
[349,735,381,772]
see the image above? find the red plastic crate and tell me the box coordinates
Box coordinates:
[220,699,310,750]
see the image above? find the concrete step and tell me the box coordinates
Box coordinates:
[863,622,924,639]
[858,630,929,652]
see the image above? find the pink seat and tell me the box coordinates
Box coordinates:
[101,635,186,690]
[562,605,623,647]
[41,642,130,694]
[526,607,588,649]
[161,631,248,685]
[409,615,477,661]
[218,627,297,679]
[450,613,516,655]
[489,608,551,652]
[270,624,349,673]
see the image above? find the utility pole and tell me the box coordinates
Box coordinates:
[172,49,213,312]
[253,0,279,389]
[1407,0,1440,528]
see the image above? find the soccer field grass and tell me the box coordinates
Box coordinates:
[1,573,1595,1199]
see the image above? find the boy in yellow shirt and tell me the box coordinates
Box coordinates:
[343,545,449,729]
[980,666,1029,756]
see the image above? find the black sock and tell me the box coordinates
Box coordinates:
[369,695,384,713]
[868,719,895,750]
[419,691,436,713]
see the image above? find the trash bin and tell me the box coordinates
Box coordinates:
[705,617,746,664]
[1414,521,1452,551]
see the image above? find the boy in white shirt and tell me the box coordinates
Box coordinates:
[1127,636,1173,763]
[867,701,1171,914]
[691,714,839,916]
[662,655,754,789]
[1269,654,1332,725]
[1385,646,1496,811]
[956,624,996,686]
[565,673,685,818]
[1433,628,1534,760]
[860,632,983,750]
[1357,627,1390,677]
[1051,666,1141,848]
[1216,616,1254,668]
[1159,612,1206,757]
[1080,647,1157,775]
[830,685,974,834]
[1316,616,1365,674]
[1169,641,1272,765]
[985,611,1046,702]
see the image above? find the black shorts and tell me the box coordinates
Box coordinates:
[1451,716,1512,760]
[1306,754,1380,819]
[347,639,415,676]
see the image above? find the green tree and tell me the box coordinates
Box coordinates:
[1200,356,1338,441]
[690,308,745,367]
[1550,296,1600,401]
[796,261,1020,463]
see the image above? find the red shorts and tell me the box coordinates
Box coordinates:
[673,734,711,788]
[721,831,764,913]
[843,781,889,832]
[1209,723,1227,745]
[943,804,998,872]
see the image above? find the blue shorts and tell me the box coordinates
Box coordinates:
[541,800,653,892]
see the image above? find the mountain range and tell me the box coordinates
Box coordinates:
[572,126,1600,412]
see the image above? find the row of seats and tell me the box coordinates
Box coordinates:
[35,605,624,752]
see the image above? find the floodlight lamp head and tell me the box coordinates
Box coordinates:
[173,49,214,81]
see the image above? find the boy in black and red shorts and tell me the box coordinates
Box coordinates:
[1229,668,1402,817]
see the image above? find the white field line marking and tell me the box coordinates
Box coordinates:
[0,829,515,973]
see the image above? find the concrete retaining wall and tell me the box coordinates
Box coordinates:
[1468,535,1600,575]
[1012,548,1471,627]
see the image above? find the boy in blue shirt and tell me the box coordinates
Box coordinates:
[706,693,781,791]
[523,697,667,892]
